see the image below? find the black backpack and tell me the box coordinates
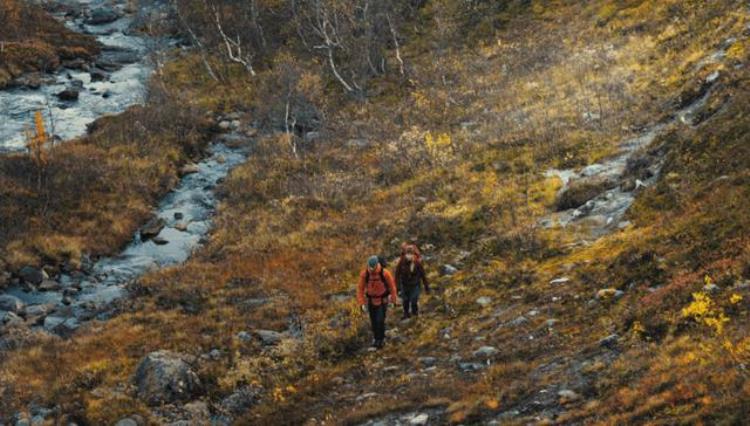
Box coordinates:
[364,256,390,299]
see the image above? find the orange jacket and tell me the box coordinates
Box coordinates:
[357,265,398,306]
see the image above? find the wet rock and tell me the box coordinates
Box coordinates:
[114,417,142,426]
[556,177,617,211]
[473,346,499,359]
[19,266,46,285]
[25,303,53,318]
[558,389,582,404]
[101,90,112,99]
[0,295,25,313]
[85,6,121,25]
[141,217,166,240]
[440,264,459,276]
[174,212,184,220]
[38,280,61,292]
[56,88,80,101]
[134,350,203,406]
[179,163,200,176]
[89,68,109,82]
[174,222,189,232]
[152,236,169,245]
[476,296,492,306]
[216,155,226,164]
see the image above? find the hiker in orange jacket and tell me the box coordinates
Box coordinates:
[357,255,398,349]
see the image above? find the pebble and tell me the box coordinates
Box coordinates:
[409,413,429,425]
[549,277,570,285]
[473,346,499,358]
[476,296,492,306]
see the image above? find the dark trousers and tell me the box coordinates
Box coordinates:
[401,286,421,316]
[368,302,388,341]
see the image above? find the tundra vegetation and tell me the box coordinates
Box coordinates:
[1,0,749,424]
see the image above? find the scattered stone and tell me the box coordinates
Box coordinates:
[473,346,499,359]
[44,316,79,334]
[549,277,570,285]
[706,71,720,84]
[236,331,252,342]
[19,266,45,285]
[255,329,284,346]
[89,69,109,82]
[418,356,437,367]
[174,222,189,232]
[703,283,720,293]
[218,121,232,131]
[476,296,492,307]
[179,163,200,176]
[546,318,559,327]
[599,334,620,348]
[458,362,485,372]
[56,88,80,101]
[221,386,261,416]
[25,303,53,318]
[216,155,226,164]
[558,389,582,404]
[507,315,528,327]
[527,309,540,317]
[152,236,169,245]
[0,295,25,313]
[141,217,166,240]
[596,288,625,300]
[356,392,379,402]
[114,418,139,426]
[133,350,203,406]
[38,280,61,291]
[440,264,459,276]
[409,413,429,425]
[304,131,320,143]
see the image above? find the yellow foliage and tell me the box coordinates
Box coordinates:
[681,291,729,335]
[424,131,454,164]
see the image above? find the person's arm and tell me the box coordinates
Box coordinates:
[357,270,366,306]
[384,270,398,304]
[419,262,430,292]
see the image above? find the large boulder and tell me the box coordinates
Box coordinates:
[18,266,45,285]
[134,351,203,406]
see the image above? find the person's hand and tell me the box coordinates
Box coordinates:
[360,304,368,314]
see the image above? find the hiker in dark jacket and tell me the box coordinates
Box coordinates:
[395,244,430,319]
[357,255,398,349]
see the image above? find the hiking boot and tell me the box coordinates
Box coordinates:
[401,313,411,320]
[375,339,385,349]
[370,339,379,348]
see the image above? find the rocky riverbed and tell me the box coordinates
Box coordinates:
[0,0,172,151]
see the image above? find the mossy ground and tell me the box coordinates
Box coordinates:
[1,0,749,424]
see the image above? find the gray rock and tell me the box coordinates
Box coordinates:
[38,280,61,291]
[19,266,45,285]
[221,386,261,416]
[549,277,570,285]
[44,316,79,334]
[114,418,139,426]
[507,315,528,327]
[476,296,492,306]
[85,6,121,25]
[141,217,166,240]
[458,362,485,372]
[56,88,80,101]
[89,69,109,82]
[179,163,200,176]
[152,236,169,245]
[473,346,498,358]
[558,389,582,404]
[409,413,429,425]
[304,131,320,143]
[174,212,184,220]
[256,329,283,346]
[546,318,559,327]
[418,356,437,367]
[25,304,53,318]
[703,283,720,293]
[440,264,459,276]
[236,331,252,342]
[1,311,24,327]
[0,295,25,313]
[134,350,203,406]
[599,334,619,348]
[218,121,232,131]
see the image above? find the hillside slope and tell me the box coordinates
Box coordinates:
[1,0,749,424]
